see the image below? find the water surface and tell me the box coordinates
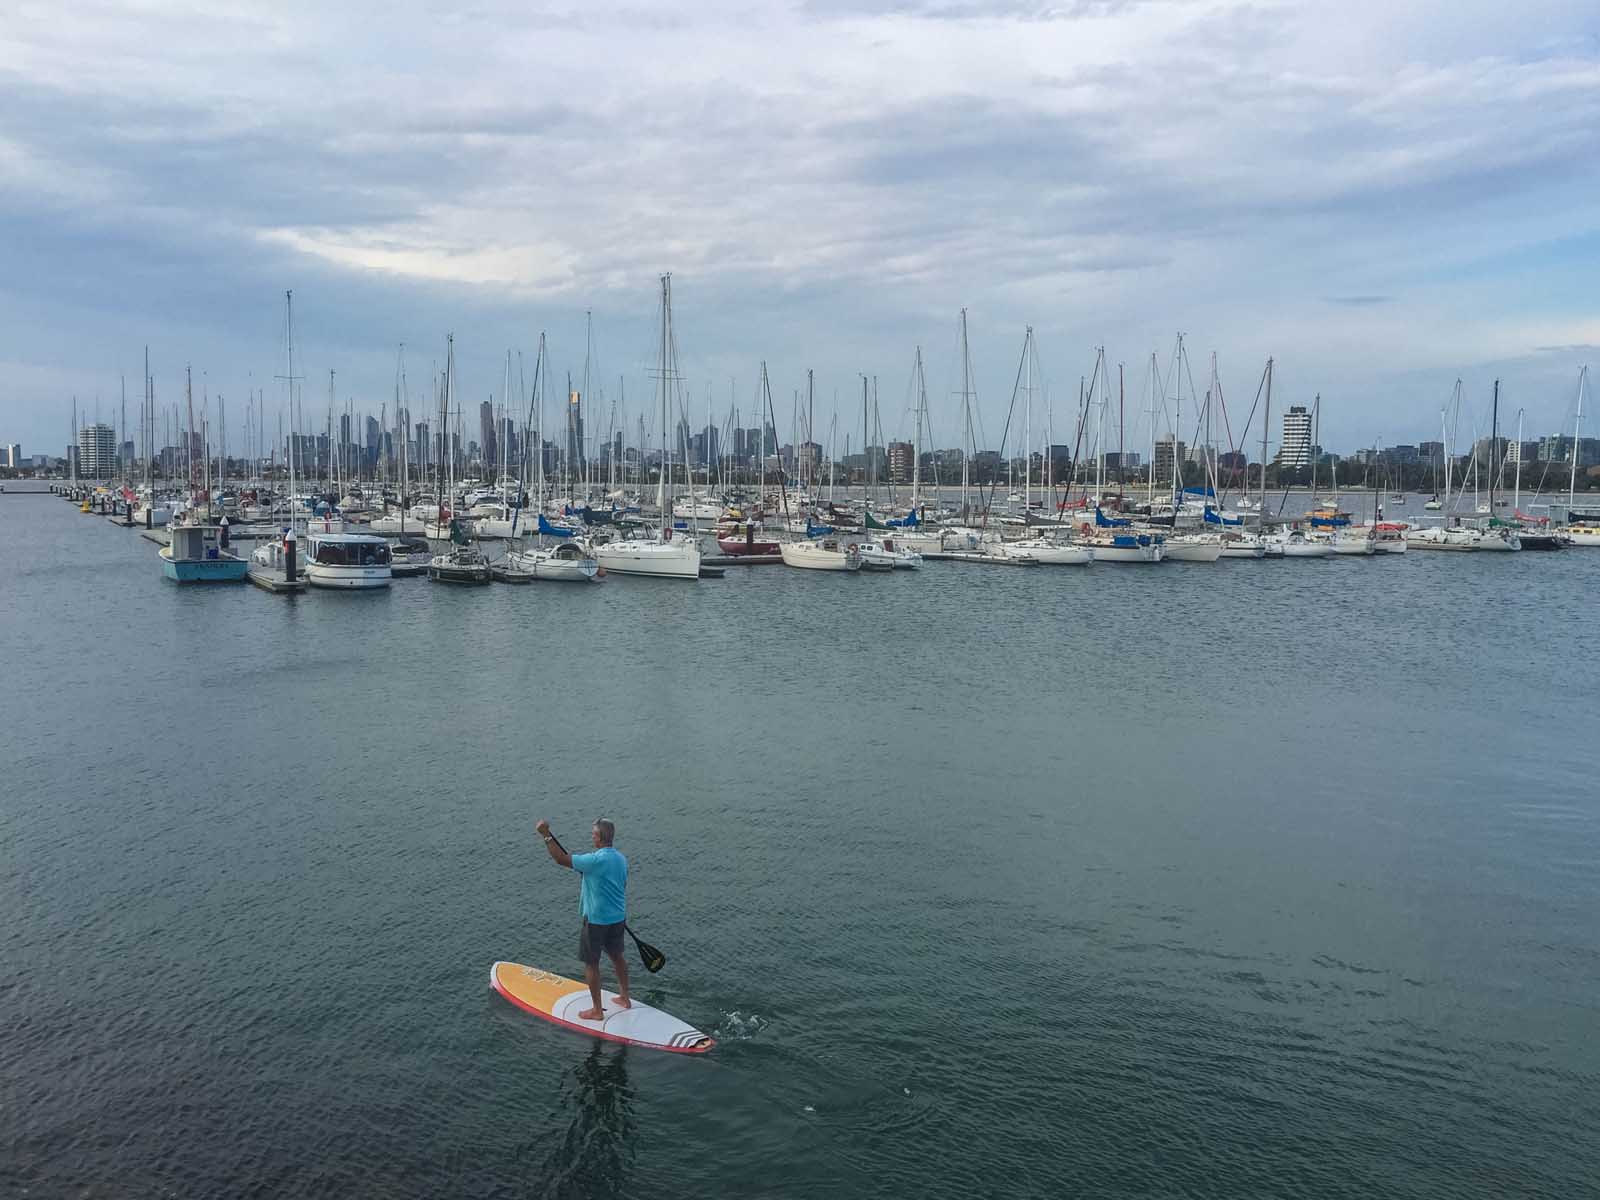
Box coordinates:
[2,494,1596,1197]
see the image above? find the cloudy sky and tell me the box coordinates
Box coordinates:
[2,0,1597,461]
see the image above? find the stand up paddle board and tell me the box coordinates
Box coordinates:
[489,961,715,1054]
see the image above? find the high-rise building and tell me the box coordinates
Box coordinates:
[2,443,22,468]
[77,423,116,478]
[479,400,497,470]
[568,392,585,470]
[1280,405,1311,468]
[887,441,914,483]
[1153,436,1187,480]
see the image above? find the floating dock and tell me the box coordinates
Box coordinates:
[923,551,1039,565]
[702,554,783,567]
[247,567,307,594]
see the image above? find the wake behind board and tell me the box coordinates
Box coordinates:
[489,961,715,1054]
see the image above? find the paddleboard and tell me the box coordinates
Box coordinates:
[489,961,715,1054]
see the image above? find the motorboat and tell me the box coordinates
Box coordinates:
[304,530,393,589]
[160,518,249,582]
[855,541,897,570]
[779,538,861,571]
[505,541,601,581]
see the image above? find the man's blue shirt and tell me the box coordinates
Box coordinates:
[570,847,627,925]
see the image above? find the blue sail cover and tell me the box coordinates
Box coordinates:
[806,522,835,537]
[887,509,921,528]
[1203,507,1243,526]
[1182,486,1217,498]
[539,514,578,538]
[1094,507,1131,527]
[1309,514,1350,527]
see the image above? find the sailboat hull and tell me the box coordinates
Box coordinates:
[592,540,701,579]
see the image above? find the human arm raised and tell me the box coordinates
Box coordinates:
[535,819,573,868]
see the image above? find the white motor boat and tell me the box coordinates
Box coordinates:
[304,530,393,588]
[779,538,861,571]
[592,533,702,579]
[1162,534,1224,563]
[1004,537,1092,565]
[856,541,897,570]
[505,541,600,581]
[130,502,172,527]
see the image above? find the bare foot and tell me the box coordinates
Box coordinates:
[612,997,632,1010]
[577,1007,604,1021]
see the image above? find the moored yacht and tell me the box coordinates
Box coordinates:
[305,530,393,589]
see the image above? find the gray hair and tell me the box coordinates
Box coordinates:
[593,818,616,846]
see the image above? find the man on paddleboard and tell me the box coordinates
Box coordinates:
[536,817,631,1020]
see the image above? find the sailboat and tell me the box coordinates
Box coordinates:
[428,336,492,584]
[591,276,703,580]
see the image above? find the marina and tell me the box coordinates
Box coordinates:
[7,3,1600,1189]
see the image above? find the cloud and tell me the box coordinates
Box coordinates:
[1,0,1598,452]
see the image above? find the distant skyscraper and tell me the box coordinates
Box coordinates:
[1280,405,1311,468]
[567,392,584,470]
[77,423,116,478]
[2,443,22,468]
[479,400,497,470]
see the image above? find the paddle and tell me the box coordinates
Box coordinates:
[545,831,667,974]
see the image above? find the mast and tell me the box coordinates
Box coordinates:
[1023,326,1033,513]
[1259,357,1272,533]
[1489,379,1499,513]
[659,274,672,541]
[1446,400,1459,512]
[912,346,924,513]
[861,374,869,507]
[1569,366,1586,514]
[1513,408,1523,512]
[1147,352,1158,503]
[959,309,972,518]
